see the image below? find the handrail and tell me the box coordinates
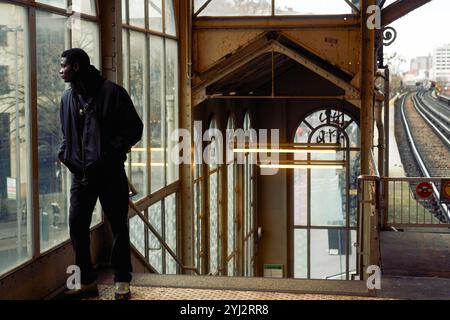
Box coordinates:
[383,177,450,182]
[127,182,200,275]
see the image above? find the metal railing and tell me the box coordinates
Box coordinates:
[127,180,200,275]
[382,177,450,229]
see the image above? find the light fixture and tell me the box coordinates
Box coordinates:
[233,143,340,154]
[131,147,164,152]
[259,160,345,170]
[130,163,166,167]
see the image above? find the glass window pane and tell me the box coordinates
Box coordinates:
[293,167,307,226]
[36,11,70,252]
[122,0,127,24]
[122,30,130,95]
[165,39,179,185]
[294,122,312,144]
[226,117,235,272]
[243,112,254,277]
[350,230,357,277]
[199,0,272,16]
[194,129,203,178]
[71,20,100,68]
[72,0,97,15]
[164,0,176,36]
[129,0,145,28]
[165,193,177,274]
[294,229,307,278]
[310,160,346,227]
[130,214,145,255]
[275,0,353,15]
[227,258,235,276]
[194,181,203,273]
[0,3,31,275]
[227,165,234,251]
[149,0,163,32]
[148,201,162,273]
[293,123,308,226]
[194,0,210,14]
[209,172,218,274]
[194,182,199,270]
[128,31,147,199]
[36,0,67,9]
[150,35,165,193]
[346,121,360,147]
[311,229,348,280]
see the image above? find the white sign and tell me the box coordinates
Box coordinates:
[7,177,16,200]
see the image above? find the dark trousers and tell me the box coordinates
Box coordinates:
[69,163,132,284]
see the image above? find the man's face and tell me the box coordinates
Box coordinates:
[59,57,79,83]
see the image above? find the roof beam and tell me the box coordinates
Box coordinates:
[382,0,432,27]
[194,15,359,30]
[271,42,360,99]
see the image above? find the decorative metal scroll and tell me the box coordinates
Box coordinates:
[313,110,349,145]
[376,26,397,68]
[382,27,397,47]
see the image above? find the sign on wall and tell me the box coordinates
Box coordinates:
[7,177,16,200]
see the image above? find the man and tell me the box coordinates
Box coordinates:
[58,48,143,300]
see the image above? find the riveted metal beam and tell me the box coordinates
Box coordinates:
[194,15,360,30]
[382,0,432,27]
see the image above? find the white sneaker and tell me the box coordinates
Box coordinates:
[114,282,131,300]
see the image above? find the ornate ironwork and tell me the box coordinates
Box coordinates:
[382,27,397,47]
[376,26,398,68]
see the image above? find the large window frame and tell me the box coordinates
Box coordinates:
[122,0,181,275]
[0,0,102,277]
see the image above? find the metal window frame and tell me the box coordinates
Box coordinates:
[0,0,104,278]
[291,108,361,280]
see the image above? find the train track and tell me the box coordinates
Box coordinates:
[400,92,450,222]
[435,91,450,106]
[414,91,450,140]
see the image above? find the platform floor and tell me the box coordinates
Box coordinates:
[380,230,450,278]
[89,285,383,300]
[71,229,450,301]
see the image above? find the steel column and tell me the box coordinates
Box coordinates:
[360,0,379,277]
[179,0,195,274]
[99,0,123,84]
[360,0,376,175]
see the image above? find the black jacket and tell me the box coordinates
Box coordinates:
[58,67,143,178]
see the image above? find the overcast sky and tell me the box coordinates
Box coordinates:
[383,0,450,70]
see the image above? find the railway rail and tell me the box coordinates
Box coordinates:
[399,92,450,223]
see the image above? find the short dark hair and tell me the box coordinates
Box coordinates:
[61,48,90,71]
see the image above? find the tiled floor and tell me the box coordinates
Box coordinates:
[88,285,387,300]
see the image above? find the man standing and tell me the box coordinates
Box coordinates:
[58,48,143,300]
